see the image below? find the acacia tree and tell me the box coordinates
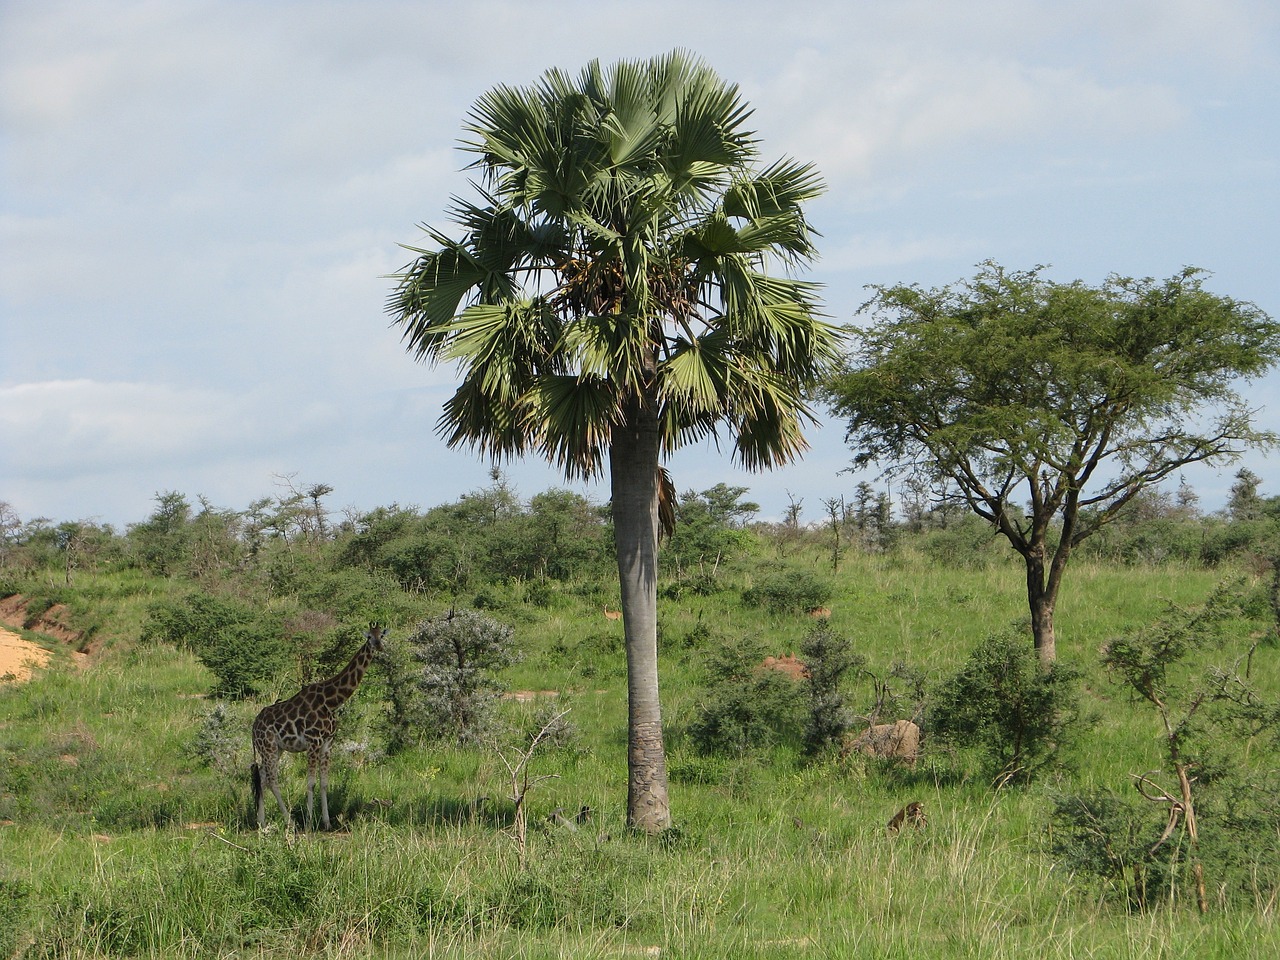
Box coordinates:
[386,51,839,832]
[824,262,1279,664]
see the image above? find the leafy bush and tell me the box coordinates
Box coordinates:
[1052,773,1280,911]
[294,568,409,624]
[798,620,865,755]
[142,592,291,698]
[742,569,831,615]
[687,635,805,756]
[929,631,1084,783]
[660,570,724,600]
[916,514,1005,569]
[187,702,244,775]
[383,608,520,748]
[1049,789,1153,908]
[1098,580,1280,911]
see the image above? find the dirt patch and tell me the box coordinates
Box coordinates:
[0,595,85,647]
[0,595,92,681]
[503,690,560,702]
[0,628,51,683]
[760,654,809,681]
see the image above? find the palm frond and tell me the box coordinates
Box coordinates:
[393,50,835,479]
[438,376,536,461]
[527,374,619,478]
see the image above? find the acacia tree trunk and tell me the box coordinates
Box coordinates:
[1022,539,1062,667]
[1174,761,1208,914]
[610,392,671,834]
[1026,554,1057,666]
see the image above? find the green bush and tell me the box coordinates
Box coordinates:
[916,515,1005,569]
[142,592,291,698]
[798,620,864,755]
[383,608,520,748]
[1049,789,1152,907]
[929,631,1084,783]
[742,569,831,615]
[687,635,805,756]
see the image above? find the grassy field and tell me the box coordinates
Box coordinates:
[2,547,1277,958]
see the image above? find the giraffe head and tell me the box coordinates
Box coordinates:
[364,623,387,653]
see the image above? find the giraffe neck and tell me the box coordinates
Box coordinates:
[320,640,376,708]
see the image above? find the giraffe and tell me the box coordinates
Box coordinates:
[251,624,386,830]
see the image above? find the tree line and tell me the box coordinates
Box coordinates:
[3,465,1278,603]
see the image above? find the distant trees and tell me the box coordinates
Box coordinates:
[824,263,1280,664]
[339,480,610,594]
[129,491,194,577]
[664,484,759,577]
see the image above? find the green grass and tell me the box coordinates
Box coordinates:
[2,549,1277,958]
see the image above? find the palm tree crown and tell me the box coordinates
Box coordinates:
[387,49,841,478]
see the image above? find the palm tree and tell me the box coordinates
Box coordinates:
[386,50,840,833]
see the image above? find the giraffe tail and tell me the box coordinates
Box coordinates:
[250,761,262,809]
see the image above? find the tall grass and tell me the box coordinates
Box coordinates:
[2,549,1276,957]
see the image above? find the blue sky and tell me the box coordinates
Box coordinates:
[3,0,1277,529]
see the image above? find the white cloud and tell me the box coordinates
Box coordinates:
[0,380,312,477]
[818,233,984,274]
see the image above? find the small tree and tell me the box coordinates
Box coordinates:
[490,708,572,871]
[1101,581,1278,914]
[394,608,521,746]
[825,263,1280,664]
[799,619,864,755]
[930,631,1084,783]
[821,496,845,572]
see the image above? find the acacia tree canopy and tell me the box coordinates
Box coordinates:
[823,262,1280,663]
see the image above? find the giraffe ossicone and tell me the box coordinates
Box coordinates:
[251,623,386,830]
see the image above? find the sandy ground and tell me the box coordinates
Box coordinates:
[0,627,51,682]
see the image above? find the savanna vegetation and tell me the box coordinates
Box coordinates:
[2,467,1279,959]
[5,47,1279,960]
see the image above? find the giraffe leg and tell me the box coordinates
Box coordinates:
[318,743,332,830]
[258,748,291,828]
[304,755,316,831]
[253,761,266,829]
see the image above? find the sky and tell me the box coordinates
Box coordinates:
[2,0,1278,530]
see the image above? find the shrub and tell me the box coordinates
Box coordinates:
[660,570,724,600]
[916,514,1005,569]
[687,635,805,756]
[742,569,831,615]
[929,631,1084,783]
[798,620,864,756]
[1049,789,1152,907]
[384,609,520,748]
[1098,580,1280,911]
[187,702,243,775]
[142,592,291,698]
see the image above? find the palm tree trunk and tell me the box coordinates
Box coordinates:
[610,393,671,834]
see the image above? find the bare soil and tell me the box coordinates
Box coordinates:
[0,594,88,682]
[0,628,50,682]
